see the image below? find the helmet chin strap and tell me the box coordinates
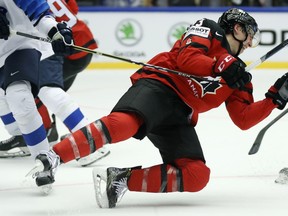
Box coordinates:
[232,31,248,56]
[235,41,243,56]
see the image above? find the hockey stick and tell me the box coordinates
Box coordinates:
[13,30,288,83]
[248,108,288,155]
[11,30,221,83]
[245,38,288,71]
[10,29,288,85]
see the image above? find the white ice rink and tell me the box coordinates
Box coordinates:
[1,68,288,216]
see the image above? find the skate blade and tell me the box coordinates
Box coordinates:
[0,147,31,158]
[22,161,53,194]
[92,168,109,208]
[40,184,53,195]
[275,168,288,184]
[275,178,288,184]
[25,161,44,180]
[78,148,110,167]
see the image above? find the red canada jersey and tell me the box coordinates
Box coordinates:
[131,18,277,129]
[48,0,98,60]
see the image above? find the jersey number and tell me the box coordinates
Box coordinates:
[47,0,77,27]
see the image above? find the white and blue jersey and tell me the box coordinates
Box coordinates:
[0,0,89,157]
[0,0,56,66]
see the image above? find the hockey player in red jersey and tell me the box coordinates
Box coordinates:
[51,8,288,207]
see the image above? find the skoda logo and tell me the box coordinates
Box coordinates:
[167,22,190,47]
[115,19,143,46]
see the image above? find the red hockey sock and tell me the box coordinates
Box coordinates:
[35,98,51,130]
[128,159,210,193]
[53,112,143,163]
[53,121,104,163]
[101,112,143,143]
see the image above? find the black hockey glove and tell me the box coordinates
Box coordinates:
[48,22,74,56]
[0,8,10,40]
[266,72,288,110]
[214,54,251,90]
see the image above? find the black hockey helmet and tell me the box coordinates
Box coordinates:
[218,8,260,47]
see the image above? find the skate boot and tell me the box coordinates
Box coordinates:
[0,135,30,157]
[60,133,69,141]
[275,167,288,184]
[30,150,60,194]
[46,114,59,145]
[93,167,132,208]
[35,150,60,194]
[0,115,58,158]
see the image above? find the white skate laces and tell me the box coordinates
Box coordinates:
[1,136,17,144]
[0,135,30,157]
[112,178,128,203]
[93,167,130,208]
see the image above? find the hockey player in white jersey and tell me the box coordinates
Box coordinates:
[0,0,110,167]
[0,0,75,192]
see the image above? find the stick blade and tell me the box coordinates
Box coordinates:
[248,130,266,155]
[248,108,288,155]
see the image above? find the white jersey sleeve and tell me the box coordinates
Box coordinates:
[12,0,57,35]
[0,0,56,66]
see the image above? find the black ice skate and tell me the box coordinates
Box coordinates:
[93,167,132,208]
[0,115,58,158]
[0,135,30,157]
[28,150,60,194]
[46,114,59,145]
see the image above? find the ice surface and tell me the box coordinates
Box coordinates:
[1,69,288,215]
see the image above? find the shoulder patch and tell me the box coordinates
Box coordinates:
[184,26,210,39]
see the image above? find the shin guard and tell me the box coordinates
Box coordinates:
[127,159,210,193]
[53,120,109,163]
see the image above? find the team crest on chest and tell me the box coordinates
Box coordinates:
[191,77,222,97]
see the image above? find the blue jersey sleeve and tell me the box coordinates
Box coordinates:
[13,0,51,22]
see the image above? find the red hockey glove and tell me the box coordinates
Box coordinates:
[214,54,251,90]
[266,72,288,110]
